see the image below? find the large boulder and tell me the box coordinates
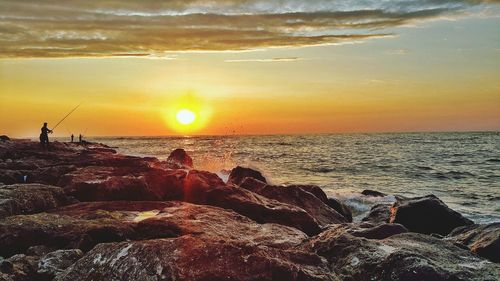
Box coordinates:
[166,148,193,169]
[362,204,391,224]
[445,222,500,263]
[302,228,500,281]
[206,185,322,236]
[55,236,339,281]
[0,135,10,142]
[389,195,473,235]
[228,166,267,185]
[240,178,348,226]
[0,184,72,219]
[0,201,308,257]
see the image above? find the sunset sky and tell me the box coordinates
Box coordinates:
[1,0,499,137]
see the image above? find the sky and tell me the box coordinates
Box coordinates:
[0,0,499,137]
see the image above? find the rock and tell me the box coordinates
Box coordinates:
[295,185,329,203]
[445,222,500,263]
[181,170,225,203]
[390,195,474,235]
[326,198,353,223]
[0,184,72,219]
[302,229,500,281]
[166,148,193,169]
[0,254,39,281]
[362,204,391,224]
[0,201,308,257]
[228,166,267,185]
[361,189,386,197]
[37,249,83,278]
[206,185,322,236]
[0,136,10,142]
[324,222,408,240]
[240,179,347,226]
[55,236,339,281]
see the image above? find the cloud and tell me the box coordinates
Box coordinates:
[386,49,410,55]
[225,57,303,62]
[0,0,498,58]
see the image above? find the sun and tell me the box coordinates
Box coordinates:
[176,109,196,125]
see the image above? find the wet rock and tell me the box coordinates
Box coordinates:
[361,189,386,197]
[0,184,72,219]
[166,148,193,169]
[445,222,500,263]
[206,185,322,236]
[240,179,347,226]
[182,170,225,203]
[0,136,10,142]
[55,236,339,281]
[228,166,267,185]
[326,198,353,223]
[362,204,391,224]
[37,249,83,278]
[390,195,474,235]
[302,229,500,281]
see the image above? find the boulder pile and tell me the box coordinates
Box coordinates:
[0,138,498,281]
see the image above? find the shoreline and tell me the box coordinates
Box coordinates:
[0,138,498,280]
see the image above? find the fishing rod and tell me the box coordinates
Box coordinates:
[52,103,83,131]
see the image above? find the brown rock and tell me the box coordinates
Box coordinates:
[361,203,391,224]
[326,198,353,223]
[166,148,193,169]
[240,179,347,226]
[390,195,473,235]
[206,185,322,236]
[361,189,386,197]
[445,222,500,262]
[302,228,500,281]
[0,201,308,257]
[228,166,267,185]
[0,184,72,219]
[323,222,408,240]
[55,236,339,281]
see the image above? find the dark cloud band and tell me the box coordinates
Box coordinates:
[0,0,497,58]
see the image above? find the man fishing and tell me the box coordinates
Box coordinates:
[40,122,53,149]
[40,102,82,150]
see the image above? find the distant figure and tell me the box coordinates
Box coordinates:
[40,122,53,149]
[79,134,82,143]
[71,134,74,143]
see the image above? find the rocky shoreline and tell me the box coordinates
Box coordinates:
[0,138,498,281]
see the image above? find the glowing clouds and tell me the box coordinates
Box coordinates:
[163,93,212,134]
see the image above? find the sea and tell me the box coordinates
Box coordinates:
[84,132,499,224]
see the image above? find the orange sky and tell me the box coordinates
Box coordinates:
[0,1,499,137]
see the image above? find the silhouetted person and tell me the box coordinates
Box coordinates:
[71,134,74,143]
[79,134,82,144]
[40,122,53,149]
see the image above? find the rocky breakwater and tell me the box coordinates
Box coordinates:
[0,137,498,281]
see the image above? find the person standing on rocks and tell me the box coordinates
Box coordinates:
[40,122,53,149]
[71,134,74,143]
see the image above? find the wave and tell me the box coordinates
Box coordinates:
[433,171,476,180]
[302,167,336,173]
